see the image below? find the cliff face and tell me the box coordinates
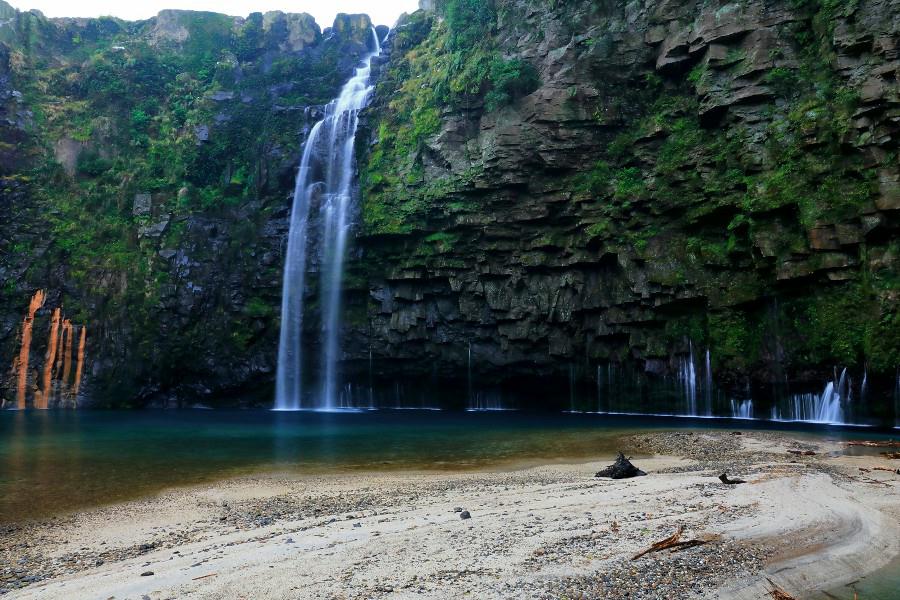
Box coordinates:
[1,0,897,410]
[351,0,899,405]
[0,1,377,407]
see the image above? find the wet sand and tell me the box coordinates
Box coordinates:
[2,431,898,599]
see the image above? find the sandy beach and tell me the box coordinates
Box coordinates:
[2,430,898,599]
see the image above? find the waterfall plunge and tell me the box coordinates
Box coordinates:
[677,342,698,416]
[275,30,382,411]
[771,368,849,424]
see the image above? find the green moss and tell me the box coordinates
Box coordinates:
[244,296,274,319]
[424,231,461,252]
[786,282,898,370]
[613,167,645,201]
[443,0,496,51]
[484,56,540,111]
[708,309,758,370]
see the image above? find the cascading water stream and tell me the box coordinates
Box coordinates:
[275,29,383,411]
[771,368,848,424]
[677,342,698,415]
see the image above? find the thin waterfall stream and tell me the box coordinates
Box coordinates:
[275,29,383,411]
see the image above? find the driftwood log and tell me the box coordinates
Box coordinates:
[631,527,711,560]
[766,578,797,599]
[846,440,900,448]
[595,452,646,479]
[719,473,746,485]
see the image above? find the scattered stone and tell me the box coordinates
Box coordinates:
[194,124,209,144]
[132,193,151,217]
[459,511,471,520]
[139,571,154,577]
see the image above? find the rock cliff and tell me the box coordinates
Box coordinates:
[351,0,899,409]
[1,0,897,412]
[0,1,378,407]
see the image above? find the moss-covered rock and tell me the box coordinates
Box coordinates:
[350,0,899,399]
[0,5,379,407]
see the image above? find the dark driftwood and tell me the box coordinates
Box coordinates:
[631,527,710,560]
[631,528,683,560]
[595,452,646,479]
[846,440,900,448]
[766,578,797,599]
[787,449,816,456]
[719,473,746,485]
[670,539,709,552]
[872,466,900,474]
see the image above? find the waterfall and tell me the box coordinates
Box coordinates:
[704,349,713,415]
[468,391,505,411]
[860,366,868,402]
[772,368,848,424]
[677,342,698,415]
[730,399,753,419]
[275,29,383,411]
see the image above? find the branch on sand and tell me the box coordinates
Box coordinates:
[719,473,746,485]
[845,440,900,448]
[766,578,797,599]
[631,527,711,560]
[858,467,899,475]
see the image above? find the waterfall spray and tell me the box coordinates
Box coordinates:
[772,368,848,424]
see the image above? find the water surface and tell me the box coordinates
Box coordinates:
[0,410,892,524]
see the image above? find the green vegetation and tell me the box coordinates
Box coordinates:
[360,1,540,235]
[1,6,376,401]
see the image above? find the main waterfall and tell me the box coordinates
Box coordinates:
[276,29,382,411]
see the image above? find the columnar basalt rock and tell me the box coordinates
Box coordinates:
[349,0,900,402]
[13,290,46,409]
[36,307,61,409]
[8,291,88,409]
[73,325,87,400]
